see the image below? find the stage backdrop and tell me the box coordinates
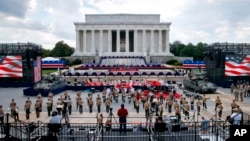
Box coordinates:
[225,55,250,76]
[0,55,23,78]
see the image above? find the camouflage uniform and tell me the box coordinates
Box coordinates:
[24,100,31,120]
[96,95,102,113]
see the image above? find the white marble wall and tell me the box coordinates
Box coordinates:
[73,14,172,57]
[74,28,171,57]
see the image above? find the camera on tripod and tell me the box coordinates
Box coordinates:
[109,107,113,113]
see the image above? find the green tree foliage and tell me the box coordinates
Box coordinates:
[170,41,185,56]
[180,43,195,57]
[166,59,180,65]
[72,59,82,65]
[170,41,206,60]
[50,41,75,57]
[194,42,206,60]
[42,48,51,58]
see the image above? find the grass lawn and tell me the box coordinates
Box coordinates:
[42,69,57,75]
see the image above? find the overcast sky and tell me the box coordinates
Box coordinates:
[0,0,250,49]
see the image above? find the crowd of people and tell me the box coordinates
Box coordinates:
[230,80,250,101]
[0,81,245,134]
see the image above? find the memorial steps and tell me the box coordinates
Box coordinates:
[62,56,185,89]
[99,57,146,66]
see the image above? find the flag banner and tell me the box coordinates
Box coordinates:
[42,60,66,68]
[225,55,250,76]
[0,55,23,78]
[34,56,41,82]
[182,60,205,69]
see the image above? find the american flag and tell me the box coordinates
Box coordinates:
[34,57,41,82]
[0,56,23,77]
[225,55,250,76]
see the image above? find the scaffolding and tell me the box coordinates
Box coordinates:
[0,42,43,87]
[0,42,42,55]
[204,42,250,87]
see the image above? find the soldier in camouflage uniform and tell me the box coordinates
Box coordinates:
[167,98,173,113]
[88,97,94,113]
[24,100,31,120]
[234,86,239,101]
[105,96,111,113]
[96,95,102,113]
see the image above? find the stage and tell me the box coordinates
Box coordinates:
[23,84,180,98]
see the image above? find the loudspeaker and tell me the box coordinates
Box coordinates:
[25,50,31,69]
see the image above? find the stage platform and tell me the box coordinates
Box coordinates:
[23,85,177,97]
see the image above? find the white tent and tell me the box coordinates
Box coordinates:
[42,57,60,61]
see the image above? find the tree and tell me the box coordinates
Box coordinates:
[193,42,206,60]
[170,41,205,60]
[50,41,75,57]
[170,41,185,56]
[180,43,195,57]
[42,48,51,58]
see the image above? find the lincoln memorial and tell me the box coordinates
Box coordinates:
[72,14,173,63]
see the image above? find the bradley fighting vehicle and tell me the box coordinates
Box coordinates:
[183,72,217,93]
[34,74,68,90]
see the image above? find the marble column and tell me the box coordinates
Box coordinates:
[142,30,146,52]
[151,30,154,52]
[134,30,137,52]
[76,30,80,52]
[159,30,162,52]
[83,30,87,52]
[99,30,103,55]
[91,30,95,53]
[126,30,129,52]
[165,30,169,53]
[117,30,120,53]
[108,30,112,53]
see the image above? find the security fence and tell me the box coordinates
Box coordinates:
[0,113,241,141]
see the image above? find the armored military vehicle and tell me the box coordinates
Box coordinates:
[34,74,68,90]
[183,72,217,93]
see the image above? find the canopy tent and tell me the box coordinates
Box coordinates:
[42,57,60,61]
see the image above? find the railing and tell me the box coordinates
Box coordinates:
[30,120,49,140]
[1,120,234,140]
[6,113,31,140]
[2,113,249,141]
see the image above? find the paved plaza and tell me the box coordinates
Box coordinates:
[0,85,250,124]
